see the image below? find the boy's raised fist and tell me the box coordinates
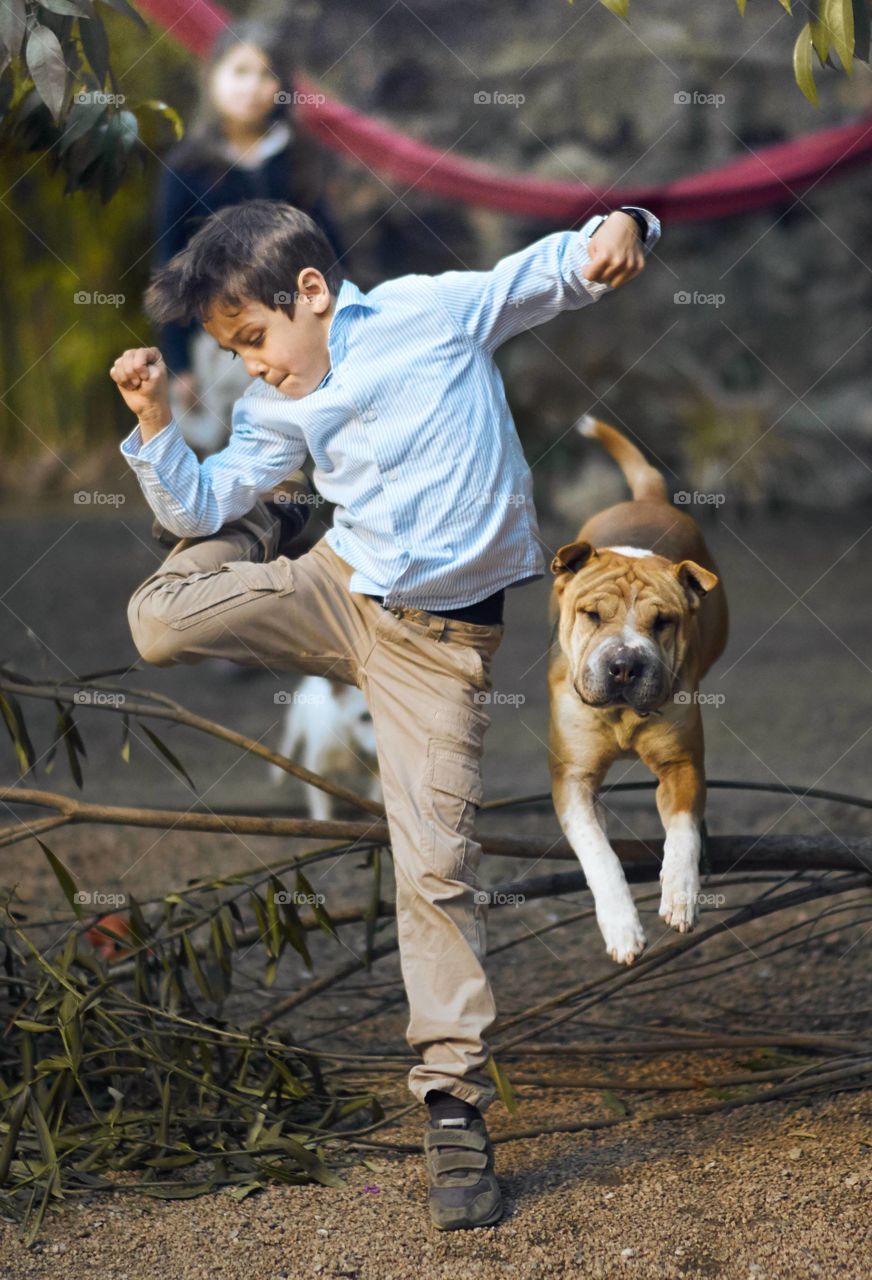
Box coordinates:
[109,346,172,432]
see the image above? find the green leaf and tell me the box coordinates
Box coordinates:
[181,931,214,1002]
[120,711,131,762]
[825,0,856,71]
[794,22,820,103]
[0,1087,30,1185]
[138,722,196,790]
[296,869,335,937]
[485,1055,517,1115]
[0,690,36,775]
[736,0,747,14]
[599,0,630,15]
[37,839,83,920]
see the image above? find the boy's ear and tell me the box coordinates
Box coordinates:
[551,540,595,577]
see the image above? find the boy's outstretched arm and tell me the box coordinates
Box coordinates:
[110,346,307,537]
[431,208,661,355]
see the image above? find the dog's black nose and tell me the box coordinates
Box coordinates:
[608,653,643,686]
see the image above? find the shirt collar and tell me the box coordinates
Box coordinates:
[325,278,379,366]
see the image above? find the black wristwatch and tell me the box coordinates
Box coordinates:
[617,207,650,244]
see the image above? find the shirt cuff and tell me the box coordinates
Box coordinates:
[119,416,187,467]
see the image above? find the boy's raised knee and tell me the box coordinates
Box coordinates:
[127,591,182,667]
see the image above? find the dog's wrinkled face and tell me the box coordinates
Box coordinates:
[551,543,718,715]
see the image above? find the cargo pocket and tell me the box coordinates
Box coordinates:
[167,556,295,630]
[421,741,484,875]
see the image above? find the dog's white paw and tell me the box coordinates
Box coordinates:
[599,910,647,965]
[658,873,699,933]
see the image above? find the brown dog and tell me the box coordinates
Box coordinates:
[548,416,728,964]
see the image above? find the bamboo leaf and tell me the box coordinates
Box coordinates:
[0,690,36,775]
[600,1089,629,1115]
[0,0,26,58]
[296,869,335,937]
[137,722,196,790]
[485,1055,517,1115]
[181,931,214,1003]
[825,0,856,70]
[120,711,131,763]
[37,840,83,920]
[0,1087,29,1185]
[794,22,820,103]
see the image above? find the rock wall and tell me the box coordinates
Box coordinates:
[285,0,872,509]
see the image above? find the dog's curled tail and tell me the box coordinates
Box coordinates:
[576,414,667,503]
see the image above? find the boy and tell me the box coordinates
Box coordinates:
[111,198,660,1230]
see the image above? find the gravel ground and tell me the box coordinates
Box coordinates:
[1,501,871,1277]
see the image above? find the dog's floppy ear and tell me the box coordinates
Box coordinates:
[550,540,596,576]
[674,560,718,609]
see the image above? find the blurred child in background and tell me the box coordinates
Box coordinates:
[153,19,346,458]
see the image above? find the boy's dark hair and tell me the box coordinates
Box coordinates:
[143,200,344,329]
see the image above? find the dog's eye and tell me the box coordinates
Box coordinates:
[653,615,674,632]
[581,608,601,624]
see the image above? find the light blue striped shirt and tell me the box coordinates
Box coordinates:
[120,208,660,611]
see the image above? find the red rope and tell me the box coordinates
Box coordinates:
[134,0,872,222]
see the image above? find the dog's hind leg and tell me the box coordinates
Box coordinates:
[553,770,647,965]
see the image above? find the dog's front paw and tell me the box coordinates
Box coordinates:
[658,873,700,933]
[599,910,647,965]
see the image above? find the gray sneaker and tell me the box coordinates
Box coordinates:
[424,1115,503,1230]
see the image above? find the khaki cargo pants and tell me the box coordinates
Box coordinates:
[126,502,505,1112]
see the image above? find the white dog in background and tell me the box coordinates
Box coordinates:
[270,676,382,820]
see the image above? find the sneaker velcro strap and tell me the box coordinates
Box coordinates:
[430,1148,488,1178]
[424,1126,487,1154]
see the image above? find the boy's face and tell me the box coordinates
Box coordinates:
[203,268,335,399]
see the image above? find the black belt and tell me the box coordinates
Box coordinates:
[364,587,505,625]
